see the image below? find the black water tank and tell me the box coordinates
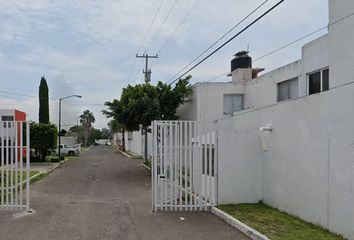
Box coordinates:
[231,51,252,72]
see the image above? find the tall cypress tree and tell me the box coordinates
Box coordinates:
[39,76,49,124]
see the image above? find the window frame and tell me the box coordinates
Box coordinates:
[223,94,244,115]
[307,67,329,95]
[276,77,299,102]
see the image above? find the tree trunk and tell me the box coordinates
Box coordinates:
[121,127,126,151]
[40,148,47,161]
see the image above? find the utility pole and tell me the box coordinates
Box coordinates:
[136,53,158,83]
[136,53,158,164]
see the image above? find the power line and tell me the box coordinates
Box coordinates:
[166,0,269,84]
[0,90,36,99]
[156,0,200,54]
[0,90,104,105]
[168,0,285,85]
[137,0,165,54]
[204,12,354,84]
[145,0,179,52]
[253,12,354,62]
[128,0,165,81]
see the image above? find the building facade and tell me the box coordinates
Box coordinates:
[177,0,354,239]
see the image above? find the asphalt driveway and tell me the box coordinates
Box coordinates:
[0,146,248,240]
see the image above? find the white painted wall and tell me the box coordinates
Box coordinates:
[217,81,354,239]
[125,130,143,156]
[124,129,153,159]
[177,82,245,122]
[329,0,354,88]
[243,60,302,109]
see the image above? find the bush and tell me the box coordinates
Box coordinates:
[30,122,58,161]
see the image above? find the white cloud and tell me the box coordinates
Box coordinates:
[0,0,329,128]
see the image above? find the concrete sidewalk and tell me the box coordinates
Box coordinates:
[0,146,249,240]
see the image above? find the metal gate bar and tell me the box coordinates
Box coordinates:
[152,120,217,212]
[0,121,30,211]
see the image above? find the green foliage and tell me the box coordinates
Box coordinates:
[87,128,102,145]
[39,76,49,124]
[107,119,121,133]
[101,128,111,139]
[103,76,192,131]
[103,76,192,152]
[156,75,193,120]
[69,125,84,133]
[79,110,95,126]
[79,110,95,146]
[120,83,160,130]
[30,122,58,161]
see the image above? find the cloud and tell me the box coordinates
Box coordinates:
[0,0,329,129]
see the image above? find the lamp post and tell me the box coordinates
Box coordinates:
[58,95,82,159]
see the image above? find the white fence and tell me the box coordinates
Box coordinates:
[152,121,217,211]
[0,121,30,211]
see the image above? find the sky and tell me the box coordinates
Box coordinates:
[0,0,328,130]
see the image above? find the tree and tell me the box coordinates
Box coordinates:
[107,119,120,133]
[79,110,95,146]
[102,100,127,150]
[101,128,111,139]
[87,128,102,145]
[69,125,85,144]
[39,76,49,124]
[119,76,192,130]
[103,76,192,161]
[30,122,58,161]
[156,75,193,120]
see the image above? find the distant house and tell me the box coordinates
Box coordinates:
[0,109,26,123]
[0,109,27,163]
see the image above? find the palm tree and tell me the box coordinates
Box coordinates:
[79,110,95,146]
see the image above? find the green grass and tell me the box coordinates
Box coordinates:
[218,203,344,240]
[0,170,39,186]
[0,170,40,200]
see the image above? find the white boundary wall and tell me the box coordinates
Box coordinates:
[217,82,354,239]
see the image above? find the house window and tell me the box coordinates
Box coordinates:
[308,68,329,95]
[1,115,14,121]
[1,116,14,128]
[277,77,299,102]
[223,94,243,115]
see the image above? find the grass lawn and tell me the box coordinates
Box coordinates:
[218,203,344,240]
[0,170,39,186]
[0,170,40,200]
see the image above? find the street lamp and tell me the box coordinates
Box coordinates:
[58,95,82,159]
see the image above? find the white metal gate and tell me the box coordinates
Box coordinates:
[152,121,217,211]
[0,121,30,211]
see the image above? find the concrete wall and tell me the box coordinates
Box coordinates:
[124,129,153,159]
[301,35,330,94]
[177,82,245,122]
[125,131,143,156]
[244,61,302,109]
[217,82,354,239]
[329,0,354,88]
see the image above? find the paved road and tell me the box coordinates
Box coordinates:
[0,146,248,240]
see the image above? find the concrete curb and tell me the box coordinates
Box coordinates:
[141,162,151,171]
[117,149,143,159]
[211,207,269,240]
